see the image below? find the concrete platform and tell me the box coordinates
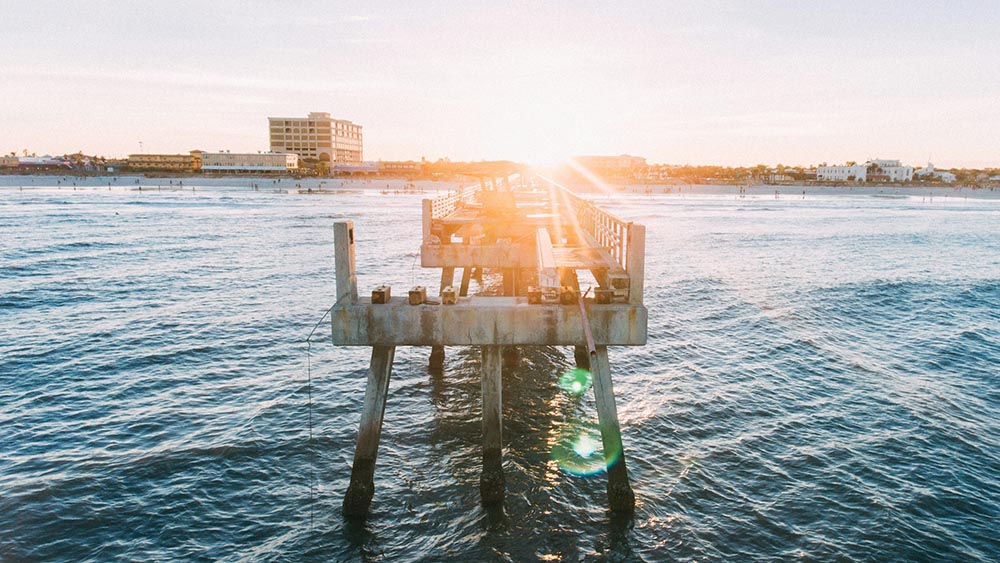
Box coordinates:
[331,296,647,346]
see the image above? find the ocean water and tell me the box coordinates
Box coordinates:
[1,186,999,562]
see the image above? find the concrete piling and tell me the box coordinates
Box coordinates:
[592,346,635,512]
[430,267,456,370]
[343,345,396,516]
[480,345,505,504]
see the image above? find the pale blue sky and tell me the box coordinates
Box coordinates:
[2,0,998,166]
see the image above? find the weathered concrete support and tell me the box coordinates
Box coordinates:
[331,298,648,346]
[626,224,645,304]
[480,345,505,504]
[344,345,396,517]
[430,268,456,370]
[502,268,515,296]
[422,199,433,243]
[592,346,635,512]
[459,267,473,297]
[439,267,455,293]
[334,221,358,304]
[559,268,589,369]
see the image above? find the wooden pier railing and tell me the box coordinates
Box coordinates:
[552,184,631,270]
[423,184,482,243]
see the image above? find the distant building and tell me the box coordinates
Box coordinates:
[377,160,422,175]
[1,156,18,168]
[200,151,298,173]
[867,159,913,182]
[817,164,867,182]
[5,155,71,170]
[128,150,203,172]
[268,112,362,164]
[915,162,956,183]
[573,155,647,172]
[817,159,913,182]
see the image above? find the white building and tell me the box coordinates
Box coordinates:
[868,159,913,182]
[817,164,868,182]
[915,162,956,183]
[817,158,913,182]
[201,151,298,173]
[268,112,363,164]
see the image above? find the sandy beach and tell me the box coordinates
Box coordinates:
[1,174,998,200]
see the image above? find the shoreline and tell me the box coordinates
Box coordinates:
[1,174,998,200]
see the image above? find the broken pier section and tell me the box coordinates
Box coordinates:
[332,171,647,516]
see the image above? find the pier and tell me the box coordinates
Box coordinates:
[331,168,647,516]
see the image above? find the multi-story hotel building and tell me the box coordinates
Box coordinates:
[268,112,363,164]
[200,152,298,173]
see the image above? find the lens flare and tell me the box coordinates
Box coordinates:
[550,421,621,476]
[558,368,593,395]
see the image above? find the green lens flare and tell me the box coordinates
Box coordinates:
[550,421,622,476]
[558,368,592,395]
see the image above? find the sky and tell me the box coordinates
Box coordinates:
[2,0,999,167]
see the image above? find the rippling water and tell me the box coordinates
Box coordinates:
[2,185,999,561]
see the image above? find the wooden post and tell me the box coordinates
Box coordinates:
[334,221,358,304]
[480,345,505,504]
[459,267,473,297]
[592,346,635,512]
[626,224,645,304]
[343,345,396,516]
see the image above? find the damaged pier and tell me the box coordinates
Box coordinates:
[332,169,647,516]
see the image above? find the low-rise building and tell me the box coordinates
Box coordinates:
[818,159,913,182]
[6,155,71,170]
[128,151,203,171]
[200,151,298,173]
[377,160,422,175]
[1,155,19,168]
[817,163,867,182]
[868,159,913,182]
[915,162,956,183]
[573,155,647,172]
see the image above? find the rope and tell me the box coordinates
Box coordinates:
[304,303,336,528]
